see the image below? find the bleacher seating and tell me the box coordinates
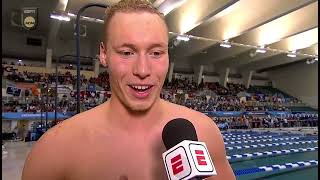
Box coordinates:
[2,63,318,131]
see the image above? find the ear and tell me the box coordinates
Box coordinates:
[99,42,108,67]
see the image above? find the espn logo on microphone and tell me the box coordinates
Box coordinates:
[195,150,207,165]
[171,154,184,175]
[163,140,217,180]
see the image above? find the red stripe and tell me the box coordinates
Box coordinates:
[173,159,183,167]
[196,155,207,165]
[172,160,184,175]
[195,150,204,155]
[171,154,182,163]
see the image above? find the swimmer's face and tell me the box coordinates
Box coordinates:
[100,12,169,112]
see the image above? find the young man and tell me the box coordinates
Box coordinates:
[22,0,235,179]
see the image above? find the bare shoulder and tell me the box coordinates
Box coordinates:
[22,103,108,180]
[37,103,105,140]
[21,119,73,179]
[28,101,110,155]
[45,101,109,136]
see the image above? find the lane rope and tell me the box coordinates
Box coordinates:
[226,146,318,160]
[234,160,318,176]
[224,137,302,145]
[226,140,318,150]
[224,135,275,141]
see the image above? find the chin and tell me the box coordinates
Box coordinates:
[129,105,150,112]
[127,101,153,112]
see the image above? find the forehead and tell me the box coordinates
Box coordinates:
[107,12,168,45]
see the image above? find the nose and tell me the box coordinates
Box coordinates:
[133,54,151,79]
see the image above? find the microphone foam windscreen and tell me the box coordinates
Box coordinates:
[162,118,198,150]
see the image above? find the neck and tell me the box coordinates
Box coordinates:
[106,96,164,132]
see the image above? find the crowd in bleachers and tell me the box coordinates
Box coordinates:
[3,67,111,90]
[2,67,317,130]
[2,90,111,113]
[161,78,292,112]
[1,70,304,112]
[2,96,77,113]
[213,114,318,130]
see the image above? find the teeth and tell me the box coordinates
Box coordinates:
[132,85,149,90]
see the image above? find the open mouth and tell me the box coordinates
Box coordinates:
[129,85,153,92]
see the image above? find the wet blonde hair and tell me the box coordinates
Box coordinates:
[103,0,167,45]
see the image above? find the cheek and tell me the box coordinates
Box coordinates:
[108,58,131,79]
[152,59,169,78]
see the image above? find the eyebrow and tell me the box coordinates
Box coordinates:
[114,43,168,51]
[147,43,168,50]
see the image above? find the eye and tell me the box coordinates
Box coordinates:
[153,52,161,56]
[120,51,134,56]
[150,51,164,58]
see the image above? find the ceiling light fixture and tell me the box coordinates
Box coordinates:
[256,45,267,53]
[176,34,190,41]
[95,19,104,23]
[158,0,188,16]
[306,59,310,64]
[307,59,316,64]
[220,40,232,48]
[170,32,318,59]
[81,16,91,20]
[287,50,297,58]
[51,11,104,24]
[50,14,70,21]
[67,12,76,17]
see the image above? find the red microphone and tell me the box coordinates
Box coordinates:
[162,118,217,180]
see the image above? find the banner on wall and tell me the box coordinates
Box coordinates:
[243,111,268,116]
[203,111,243,117]
[267,111,291,116]
[57,85,72,94]
[2,112,75,120]
[203,111,316,117]
[22,7,38,30]
[15,82,40,96]
[6,86,22,96]
[291,111,318,114]
[16,82,38,89]
[50,84,73,94]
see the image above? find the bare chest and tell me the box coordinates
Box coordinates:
[67,132,168,180]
